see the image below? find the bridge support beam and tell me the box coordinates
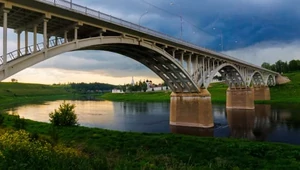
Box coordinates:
[25,30,28,54]
[17,31,21,57]
[226,87,254,109]
[3,9,9,65]
[33,25,37,52]
[43,19,48,48]
[170,89,214,128]
[254,86,270,101]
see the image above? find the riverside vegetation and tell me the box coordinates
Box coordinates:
[0,72,300,169]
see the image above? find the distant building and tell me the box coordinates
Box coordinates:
[112,89,124,93]
[131,77,135,86]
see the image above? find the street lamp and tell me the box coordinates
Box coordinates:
[139,11,148,26]
[213,27,223,51]
[170,2,183,40]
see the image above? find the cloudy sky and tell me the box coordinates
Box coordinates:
[2,0,300,85]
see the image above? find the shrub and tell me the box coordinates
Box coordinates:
[0,114,4,126]
[49,101,79,126]
[12,115,26,130]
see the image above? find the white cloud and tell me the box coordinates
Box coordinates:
[224,41,300,65]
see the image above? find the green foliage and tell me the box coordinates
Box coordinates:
[48,126,59,144]
[0,130,103,169]
[49,101,79,126]
[69,82,116,93]
[0,114,4,126]
[12,115,26,130]
[261,59,300,73]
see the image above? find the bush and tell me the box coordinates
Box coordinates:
[12,115,26,130]
[0,114,4,126]
[49,101,79,126]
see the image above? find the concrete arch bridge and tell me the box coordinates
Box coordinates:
[0,0,281,128]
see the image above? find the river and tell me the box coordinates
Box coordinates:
[7,100,300,145]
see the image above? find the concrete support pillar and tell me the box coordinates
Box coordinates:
[25,30,28,54]
[226,87,254,109]
[33,25,37,52]
[3,9,9,65]
[43,19,48,49]
[17,31,21,57]
[254,86,270,101]
[74,26,79,40]
[187,54,192,74]
[55,36,58,45]
[64,31,68,43]
[172,50,175,58]
[180,52,184,66]
[170,89,214,128]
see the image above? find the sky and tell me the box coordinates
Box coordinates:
[2,0,300,85]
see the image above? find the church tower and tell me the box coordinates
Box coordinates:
[131,76,135,86]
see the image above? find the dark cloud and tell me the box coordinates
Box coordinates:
[72,0,300,50]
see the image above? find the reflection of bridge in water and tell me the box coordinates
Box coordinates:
[171,105,296,142]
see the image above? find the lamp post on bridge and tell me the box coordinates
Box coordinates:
[139,11,148,26]
[213,27,223,51]
[170,2,183,40]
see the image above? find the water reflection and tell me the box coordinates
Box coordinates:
[6,101,300,144]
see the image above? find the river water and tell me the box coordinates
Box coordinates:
[7,100,300,145]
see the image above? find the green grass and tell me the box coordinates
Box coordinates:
[1,114,300,169]
[100,91,171,102]
[0,82,78,109]
[264,72,300,104]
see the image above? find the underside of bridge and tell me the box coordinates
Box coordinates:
[0,0,280,128]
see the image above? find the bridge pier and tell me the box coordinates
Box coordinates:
[226,87,254,109]
[254,86,270,101]
[170,89,214,128]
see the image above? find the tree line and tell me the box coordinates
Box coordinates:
[69,82,116,93]
[261,59,300,73]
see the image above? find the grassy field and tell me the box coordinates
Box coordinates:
[0,82,76,109]
[1,114,300,169]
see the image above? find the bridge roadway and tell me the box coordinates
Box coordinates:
[0,0,281,128]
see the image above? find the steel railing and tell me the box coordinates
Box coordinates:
[0,38,65,64]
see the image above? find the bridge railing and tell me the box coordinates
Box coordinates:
[33,0,277,74]
[0,38,65,64]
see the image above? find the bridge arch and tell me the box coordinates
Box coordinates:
[1,36,200,93]
[248,71,265,86]
[203,63,246,88]
[265,74,276,86]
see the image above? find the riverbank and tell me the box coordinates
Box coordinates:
[101,72,300,104]
[1,113,300,169]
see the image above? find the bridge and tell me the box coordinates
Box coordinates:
[0,0,281,128]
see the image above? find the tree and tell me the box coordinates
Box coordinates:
[289,60,298,72]
[141,81,147,92]
[49,101,79,126]
[261,62,271,70]
[11,78,18,83]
